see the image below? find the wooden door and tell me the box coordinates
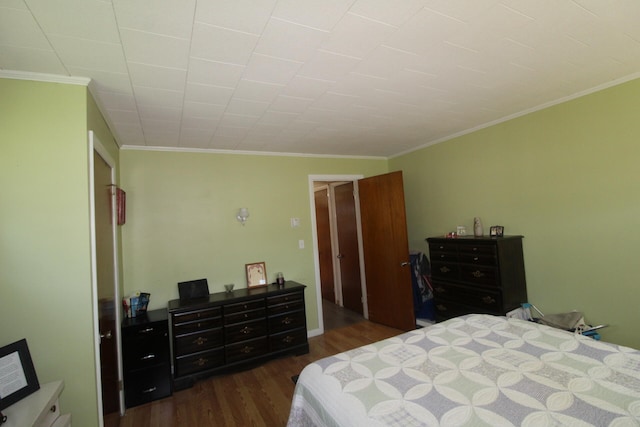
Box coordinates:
[334,182,363,314]
[314,188,335,303]
[358,171,415,331]
[94,151,120,423]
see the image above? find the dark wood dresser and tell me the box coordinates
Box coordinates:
[168,281,309,390]
[121,308,172,408]
[426,236,527,322]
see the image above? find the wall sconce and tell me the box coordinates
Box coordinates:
[236,208,249,225]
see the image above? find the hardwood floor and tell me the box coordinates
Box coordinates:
[118,319,402,427]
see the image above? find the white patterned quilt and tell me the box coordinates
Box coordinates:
[287,314,640,426]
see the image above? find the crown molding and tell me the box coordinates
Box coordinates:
[0,70,90,86]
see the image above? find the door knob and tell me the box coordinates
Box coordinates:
[100,330,112,340]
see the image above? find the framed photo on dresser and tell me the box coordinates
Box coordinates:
[0,338,40,410]
[245,262,267,288]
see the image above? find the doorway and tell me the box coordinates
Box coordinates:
[309,171,415,333]
[89,131,123,427]
[311,175,366,332]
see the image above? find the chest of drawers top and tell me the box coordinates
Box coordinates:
[167,281,306,314]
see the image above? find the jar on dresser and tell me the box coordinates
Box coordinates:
[426,235,528,322]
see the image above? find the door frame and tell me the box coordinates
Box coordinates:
[89,131,124,423]
[308,174,366,336]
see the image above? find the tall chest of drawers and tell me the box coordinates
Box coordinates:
[168,281,309,390]
[426,236,527,322]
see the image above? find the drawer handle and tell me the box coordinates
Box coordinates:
[240,326,253,334]
[436,304,447,311]
[482,296,496,304]
[141,354,156,360]
[439,266,451,273]
[283,335,294,343]
[473,256,479,261]
[193,337,208,346]
[194,357,208,366]
[472,270,485,278]
[435,286,445,293]
[282,317,292,325]
[139,327,154,334]
[241,346,254,354]
[142,386,157,394]
[472,247,479,251]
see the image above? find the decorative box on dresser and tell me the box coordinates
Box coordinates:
[121,308,172,408]
[426,235,527,322]
[168,281,309,390]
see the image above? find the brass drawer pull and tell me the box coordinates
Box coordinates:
[141,354,156,360]
[241,346,254,354]
[435,286,445,293]
[283,336,294,343]
[139,327,154,334]
[240,326,253,334]
[282,317,292,325]
[142,387,157,394]
[440,266,451,273]
[194,358,208,366]
[472,270,485,278]
[193,337,208,345]
[482,296,496,304]
[473,256,479,261]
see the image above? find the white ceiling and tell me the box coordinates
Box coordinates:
[2,1,639,158]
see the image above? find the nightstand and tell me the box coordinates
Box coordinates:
[121,308,172,408]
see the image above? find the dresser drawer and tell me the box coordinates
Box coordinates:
[224,299,265,315]
[124,364,172,408]
[267,292,303,307]
[269,328,307,352]
[433,282,502,313]
[175,348,225,377]
[173,307,221,324]
[267,298,304,316]
[431,261,459,280]
[459,265,498,286]
[268,310,305,334]
[226,337,268,363]
[122,321,167,340]
[174,327,224,356]
[459,252,496,266]
[224,307,266,325]
[429,242,457,253]
[123,333,170,370]
[225,319,267,344]
[173,316,222,335]
[458,243,495,256]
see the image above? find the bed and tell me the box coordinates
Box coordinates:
[287,314,640,426]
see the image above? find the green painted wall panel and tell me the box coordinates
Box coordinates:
[391,78,640,349]
[0,78,100,427]
[120,150,387,331]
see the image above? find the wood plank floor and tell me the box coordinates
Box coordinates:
[118,319,402,427]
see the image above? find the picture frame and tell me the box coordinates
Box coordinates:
[0,339,40,410]
[490,225,504,237]
[245,262,268,288]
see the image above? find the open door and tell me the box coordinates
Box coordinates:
[358,171,415,331]
[90,132,122,427]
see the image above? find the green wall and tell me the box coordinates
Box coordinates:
[119,150,387,331]
[391,78,640,349]
[0,78,118,427]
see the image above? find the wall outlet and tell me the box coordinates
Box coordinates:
[298,239,304,249]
